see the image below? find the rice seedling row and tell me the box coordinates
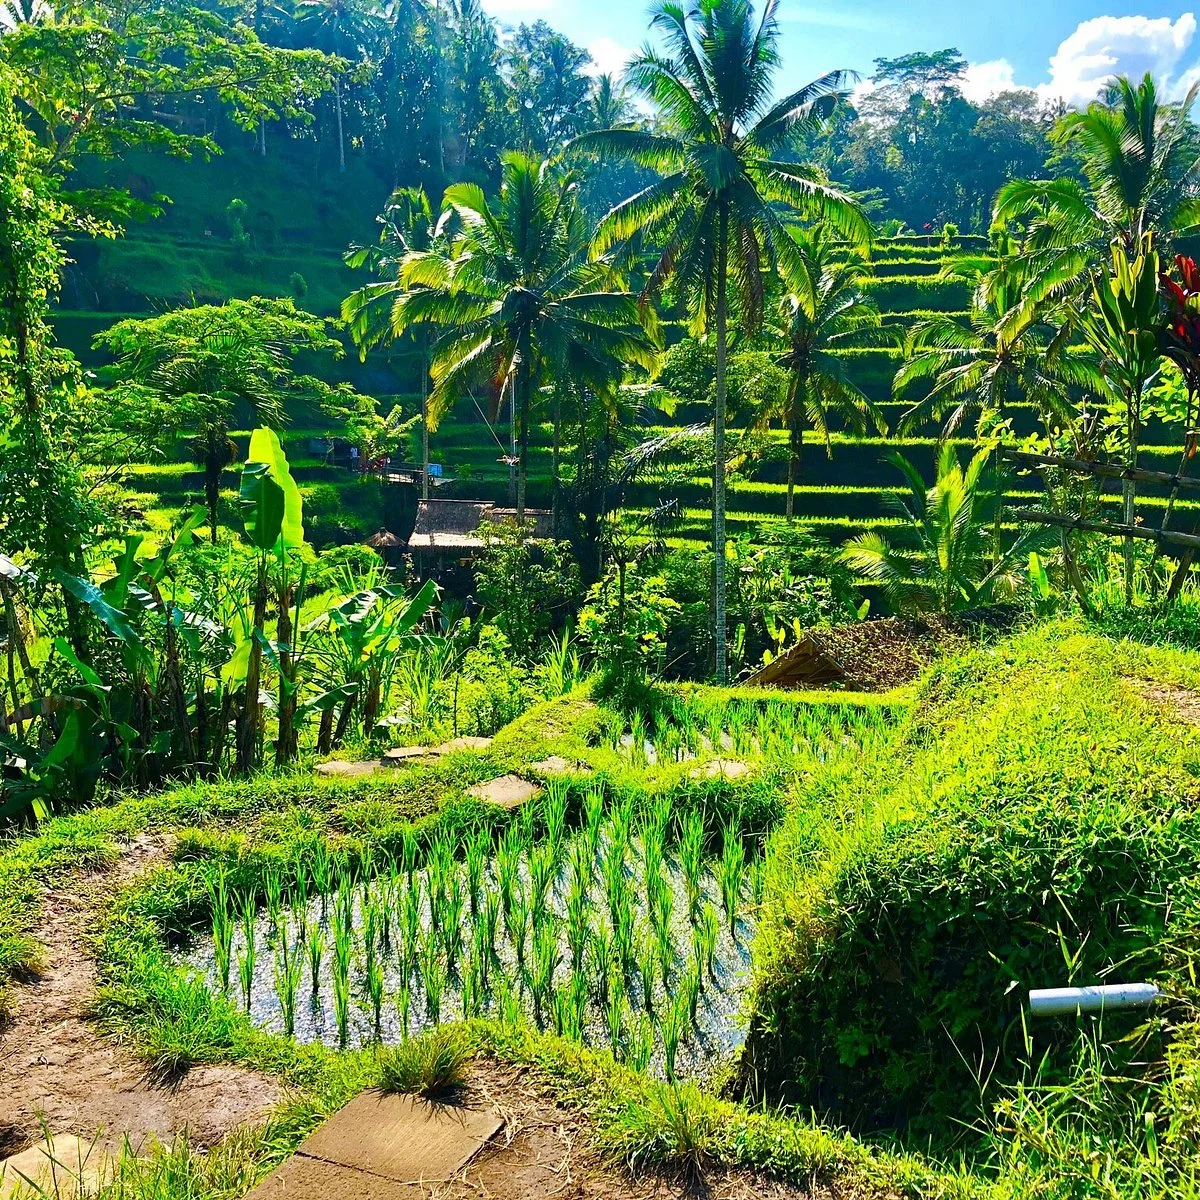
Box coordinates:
[186,787,762,1081]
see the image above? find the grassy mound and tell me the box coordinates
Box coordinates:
[748,621,1200,1161]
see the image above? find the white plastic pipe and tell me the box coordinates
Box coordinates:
[1028,983,1160,1017]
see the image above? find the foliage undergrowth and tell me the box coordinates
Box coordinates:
[749,618,1200,1196]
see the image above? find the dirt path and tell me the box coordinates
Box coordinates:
[0,836,280,1160]
[440,1062,834,1200]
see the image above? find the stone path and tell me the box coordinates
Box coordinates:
[466,774,543,809]
[244,1091,502,1199]
[0,839,279,1169]
[316,737,495,778]
[0,1133,116,1200]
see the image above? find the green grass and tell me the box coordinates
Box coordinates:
[377,1024,472,1099]
[749,618,1200,1195]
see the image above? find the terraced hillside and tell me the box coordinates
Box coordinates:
[60,231,1198,552]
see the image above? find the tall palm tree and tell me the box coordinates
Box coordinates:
[994,73,1200,314]
[589,73,634,130]
[571,0,872,682]
[343,186,448,498]
[893,266,1098,440]
[387,152,660,521]
[764,232,888,519]
[840,444,1037,615]
[295,0,382,172]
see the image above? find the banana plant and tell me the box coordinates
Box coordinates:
[228,428,307,772]
[305,578,438,752]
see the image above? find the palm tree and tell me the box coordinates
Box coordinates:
[840,444,1039,615]
[295,0,383,172]
[894,266,1098,440]
[344,186,448,499]
[589,73,634,130]
[993,73,1200,312]
[571,0,872,682]
[764,232,888,518]
[387,152,660,521]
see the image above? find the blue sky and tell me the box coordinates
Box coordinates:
[482,1,1200,107]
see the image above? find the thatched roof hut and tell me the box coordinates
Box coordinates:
[407,499,554,552]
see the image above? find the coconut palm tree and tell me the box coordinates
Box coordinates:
[840,443,1039,615]
[344,186,449,498]
[993,73,1200,314]
[295,0,383,172]
[386,152,660,521]
[764,232,888,519]
[571,0,871,682]
[894,266,1099,440]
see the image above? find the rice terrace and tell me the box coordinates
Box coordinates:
[7,0,1200,1197]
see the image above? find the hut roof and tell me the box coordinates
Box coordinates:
[744,607,1021,692]
[407,499,554,550]
[365,528,403,549]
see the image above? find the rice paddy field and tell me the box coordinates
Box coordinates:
[6,624,1200,1198]
[62,232,1195,552]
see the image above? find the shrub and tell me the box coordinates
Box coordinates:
[378,1024,472,1099]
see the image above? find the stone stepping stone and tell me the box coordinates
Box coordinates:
[244,1092,502,1199]
[529,755,590,775]
[243,1155,417,1200]
[381,745,440,766]
[689,757,752,781]
[466,774,543,809]
[314,759,381,778]
[1,1134,117,1200]
[435,735,493,754]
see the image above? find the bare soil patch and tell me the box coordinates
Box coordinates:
[437,1061,834,1200]
[1136,680,1200,725]
[0,836,280,1160]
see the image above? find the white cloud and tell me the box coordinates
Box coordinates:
[959,58,1018,103]
[586,35,634,80]
[1036,13,1199,107]
[479,0,554,16]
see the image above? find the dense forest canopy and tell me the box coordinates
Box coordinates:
[1,0,1074,233]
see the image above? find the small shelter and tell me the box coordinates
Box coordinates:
[365,528,404,566]
[406,499,554,554]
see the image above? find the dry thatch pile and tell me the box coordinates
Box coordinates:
[744,607,1022,692]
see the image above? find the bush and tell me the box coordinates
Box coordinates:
[378,1024,472,1099]
[748,622,1200,1144]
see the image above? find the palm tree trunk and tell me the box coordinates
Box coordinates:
[421,336,430,501]
[786,399,802,521]
[551,388,562,536]
[335,77,346,174]
[713,206,729,685]
[517,361,530,523]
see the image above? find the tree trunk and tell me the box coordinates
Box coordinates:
[786,400,803,521]
[516,344,530,523]
[236,559,267,774]
[205,439,222,544]
[713,206,729,685]
[421,337,430,501]
[1123,400,1139,605]
[335,78,346,174]
[551,388,562,536]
